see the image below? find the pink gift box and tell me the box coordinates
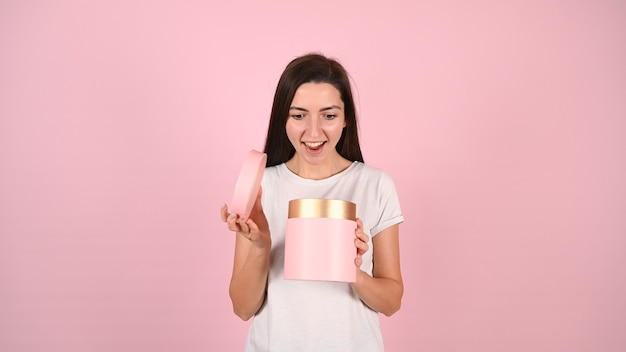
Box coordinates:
[284,199,357,283]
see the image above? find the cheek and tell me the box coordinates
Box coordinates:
[285,122,300,142]
[328,123,346,139]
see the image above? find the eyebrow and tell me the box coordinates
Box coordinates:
[289,105,343,112]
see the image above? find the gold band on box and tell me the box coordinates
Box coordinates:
[288,199,356,220]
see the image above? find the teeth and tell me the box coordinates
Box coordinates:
[305,142,324,147]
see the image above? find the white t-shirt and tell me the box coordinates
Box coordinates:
[245,161,404,352]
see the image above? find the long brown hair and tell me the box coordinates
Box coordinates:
[263,53,364,167]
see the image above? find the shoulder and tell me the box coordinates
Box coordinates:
[264,164,281,175]
[352,162,396,184]
[262,164,281,180]
[261,164,287,187]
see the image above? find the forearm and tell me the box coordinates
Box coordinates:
[229,246,270,320]
[352,270,404,316]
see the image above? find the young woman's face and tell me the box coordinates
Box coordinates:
[286,82,346,165]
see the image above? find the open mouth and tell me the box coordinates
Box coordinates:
[303,141,326,153]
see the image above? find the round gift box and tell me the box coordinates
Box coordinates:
[284,199,357,283]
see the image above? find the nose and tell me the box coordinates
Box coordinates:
[306,117,321,138]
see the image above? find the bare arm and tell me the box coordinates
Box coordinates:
[221,188,271,320]
[351,222,403,316]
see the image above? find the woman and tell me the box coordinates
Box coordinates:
[221,53,404,351]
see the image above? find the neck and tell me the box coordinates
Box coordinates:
[286,155,352,180]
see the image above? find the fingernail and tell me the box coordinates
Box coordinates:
[229,213,235,219]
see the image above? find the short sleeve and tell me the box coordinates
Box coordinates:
[370,171,404,236]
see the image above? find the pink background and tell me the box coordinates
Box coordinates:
[1,1,625,351]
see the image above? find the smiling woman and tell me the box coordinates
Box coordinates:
[219,53,405,352]
[285,82,350,179]
[263,54,364,169]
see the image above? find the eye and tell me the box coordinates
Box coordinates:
[324,114,337,120]
[290,114,304,120]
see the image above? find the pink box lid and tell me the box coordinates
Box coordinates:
[230,150,266,216]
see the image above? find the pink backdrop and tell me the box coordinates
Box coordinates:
[1,1,625,351]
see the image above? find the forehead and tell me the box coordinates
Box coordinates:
[291,83,343,106]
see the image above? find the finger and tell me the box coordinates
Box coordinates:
[226,213,240,232]
[358,232,369,244]
[354,221,369,243]
[360,240,369,253]
[238,216,250,233]
[355,238,369,254]
[220,204,229,222]
[246,218,259,239]
[355,218,363,232]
